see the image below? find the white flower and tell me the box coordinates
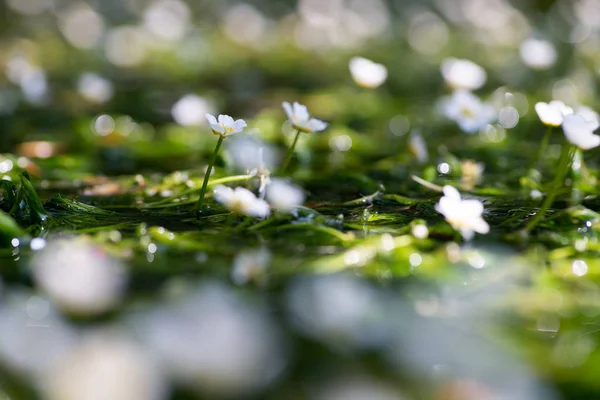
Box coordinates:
[519,38,557,70]
[205,114,247,137]
[31,239,127,315]
[231,248,271,285]
[562,114,600,150]
[435,185,489,240]
[348,57,388,89]
[282,101,328,133]
[441,58,487,90]
[214,185,270,218]
[265,179,305,212]
[443,90,496,134]
[534,100,573,127]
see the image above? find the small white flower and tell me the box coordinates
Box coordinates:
[441,58,487,90]
[282,101,328,133]
[231,248,271,285]
[435,185,489,240]
[534,100,573,127]
[519,38,557,70]
[562,114,600,150]
[443,90,496,134]
[214,185,270,218]
[205,114,247,137]
[348,57,388,89]
[265,179,305,212]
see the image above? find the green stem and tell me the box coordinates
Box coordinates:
[280,130,302,175]
[196,135,225,211]
[145,174,252,208]
[530,126,552,171]
[525,143,573,232]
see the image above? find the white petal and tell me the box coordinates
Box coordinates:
[205,113,217,125]
[442,185,461,201]
[293,102,310,120]
[563,114,600,150]
[440,58,487,90]
[309,118,328,132]
[461,199,484,217]
[213,185,233,204]
[210,124,225,134]
[233,187,257,203]
[248,199,271,218]
[232,119,247,131]
[282,102,293,118]
[472,218,490,234]
[549,100,573,117]
[535,102,563,126]
[218,114,235,127]
[349,57,388,89]
[576,106,600,131]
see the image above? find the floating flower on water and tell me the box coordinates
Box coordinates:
[349,57,388,89]
[436,185,489,240]
[443,90,496,134]
[266,179,305,212]
[519,38,557,70]
[282,102,328,133]
[213,185,270,218]
[534,100,573,127]
[205,114,247,137]
[231,248,271,285]
[441,58,487,90]
[31,239,127,315]
[562,114,600,150]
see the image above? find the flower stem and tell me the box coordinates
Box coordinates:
[529,126,552,171]
[280,130,302,175]
[525,142,573,232]
[196,135,224,212]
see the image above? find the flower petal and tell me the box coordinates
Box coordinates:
[233,119,247,131]
[205,113,217,125]
[282,102,293,119]
[472,218,490,234]
[309,118,328,132]
[563,114,600,150]
[293,102,310,120]
[218,114,235,127]
[442,185,461,201]
[213,185,234,204]
[535,102,563,126]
